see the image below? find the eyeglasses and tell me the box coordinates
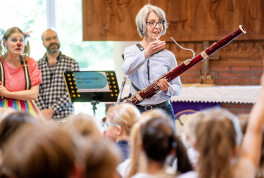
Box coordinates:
[103,122,119,130]
[146,21,164,28]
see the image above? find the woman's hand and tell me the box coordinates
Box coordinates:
[158,78,170,92]
[145,40,166,59]
[0,84,9,97]
[0,85,39,101]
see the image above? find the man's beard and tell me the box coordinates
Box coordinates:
[46,43,60,54]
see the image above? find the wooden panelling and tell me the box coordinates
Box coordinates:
[83,0,264,41]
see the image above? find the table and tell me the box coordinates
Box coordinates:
[120,81,261,117]
[171,85,261,104]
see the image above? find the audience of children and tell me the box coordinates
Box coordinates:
[0,73,262,178]
[179,73,264,178]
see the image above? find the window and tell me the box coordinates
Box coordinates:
[0,0,46,60]
[56,0,114,70]
[0,0,114,122]
[56,0,114,120]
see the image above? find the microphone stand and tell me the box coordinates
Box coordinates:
[117,76,127,104]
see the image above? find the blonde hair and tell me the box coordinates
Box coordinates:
[106,103,140,135]
[195,108,242,178]
[64,113,102,138]
[183,112,204,148]
[0,27,30,59]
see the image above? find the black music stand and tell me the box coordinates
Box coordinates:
[63,71,119,115]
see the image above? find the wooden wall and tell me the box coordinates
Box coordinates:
[83,0,264,41]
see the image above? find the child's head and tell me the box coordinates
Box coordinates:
[104,103,140,142]
[81,137,121,178]
[0,111,39,149]
[1,123,77,178]
[194,107,242,178]
[65,113,102,138]
[183,112,204,148]
[139,109,176,164]
[128,109,190,177]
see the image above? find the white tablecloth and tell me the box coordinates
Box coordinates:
[171,86,261,104]
[119,78,261,104]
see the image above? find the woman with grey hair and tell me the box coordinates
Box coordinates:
[122,4,182,122]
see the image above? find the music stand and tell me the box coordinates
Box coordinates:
[63,71,119,115]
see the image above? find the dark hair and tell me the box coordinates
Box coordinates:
[0,111,37,148]
[1,124,77,178]
[174,136,193,174]
[140,111,193,173]
[82,137,121,178]
[128,109,193,178]
[141,117,175,164]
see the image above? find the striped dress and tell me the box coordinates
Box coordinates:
[0,57,42,117]
[0,98,41,117]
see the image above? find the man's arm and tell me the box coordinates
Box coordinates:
[35,89,47,110]
[47,60,80,118]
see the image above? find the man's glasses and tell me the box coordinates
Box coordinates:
[103,122,119,130]
[146,21,164,28]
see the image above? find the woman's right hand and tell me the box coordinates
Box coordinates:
[0,84,9,97]
[145,40,166,59]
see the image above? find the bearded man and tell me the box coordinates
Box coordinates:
[36,29,79,120]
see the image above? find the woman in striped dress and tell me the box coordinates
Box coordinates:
[0,27,42,117]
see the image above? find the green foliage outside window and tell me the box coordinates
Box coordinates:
[0,0,114,122]
[57,0,114,70]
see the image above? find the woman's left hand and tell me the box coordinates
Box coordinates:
[158,78,170,92]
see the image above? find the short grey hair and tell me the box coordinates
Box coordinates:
[135,4,168,38]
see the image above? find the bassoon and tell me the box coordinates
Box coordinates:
[124,25,246,105]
